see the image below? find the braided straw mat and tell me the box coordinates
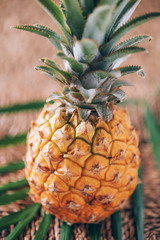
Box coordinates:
[0,0,160,239]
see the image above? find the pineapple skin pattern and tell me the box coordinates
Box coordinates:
[25,101,140,224]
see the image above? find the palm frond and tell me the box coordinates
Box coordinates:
[0,179,28,194]
[131,166,144,240]
[88,223,101,240]
[0,188,29,206]
[144,106,160,173]
[111,210,122,240]
[0,133,27,148]
[60,222,73,240]
[0,160,25,174]
[0,101,45,114]
[0,204,39,230]
[5,203,40,240]
[34,212,52,240]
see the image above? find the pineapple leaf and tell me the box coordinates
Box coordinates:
[70,92,85,103]
[83,5,114,46]
[0,133,27,148]
[34,212,52,240]
[101,12,160,55]
[0,204,38,230]
[111,0,141,36]
[41,58,61,69]
[36,0,70,36]
[5,203,40,240]
[98,0,118,5]
[119,66,145,77]
[47,92,72,106]
[111,89,126,102]
[111,210,123,240]
[79,0,95,18]
[92,92,110,103]
[0,179,28,194]
[41,59,73,83]
[14,24,65,49]
[75,84,96,102]
[111,80,132,90]
[35,66,68,84]
[0,188,29,206]
[81,70,119,89]
[78,108,91,120]
[100,78,115,92]
[57,52,87,74]
[73,38,99,64]
[105,0,129,40]
[62,0,85,39]
[94,102,109,120]
[95,46,146,70]
[113,35,152,51]
[0,160,25,174]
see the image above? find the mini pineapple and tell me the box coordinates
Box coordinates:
[15,0,160,224]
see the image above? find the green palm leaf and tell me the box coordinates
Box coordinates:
[111,210,122,240]
[0,133,27,148]
[0,179,28,194]
[88,223,101,240]
[131,166,144,240]
[0,160,25,174]
[5,203,40,240]
[144,106,160,173]
[0,204,39,230]
[0,188,29,206]
[60,222,73,240]
[34,212,52,240]
[0,101,45,114]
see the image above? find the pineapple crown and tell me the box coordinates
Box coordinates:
[14,0,160,121]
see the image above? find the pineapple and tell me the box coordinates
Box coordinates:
[15,0,160,224]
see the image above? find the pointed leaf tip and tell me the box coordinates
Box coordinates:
[62,0,85,39]
[83,5,115,46]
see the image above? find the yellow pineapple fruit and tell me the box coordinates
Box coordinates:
[25,103,140,223]
[15,0,160,224]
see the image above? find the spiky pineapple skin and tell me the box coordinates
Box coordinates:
[25,101,140,224]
